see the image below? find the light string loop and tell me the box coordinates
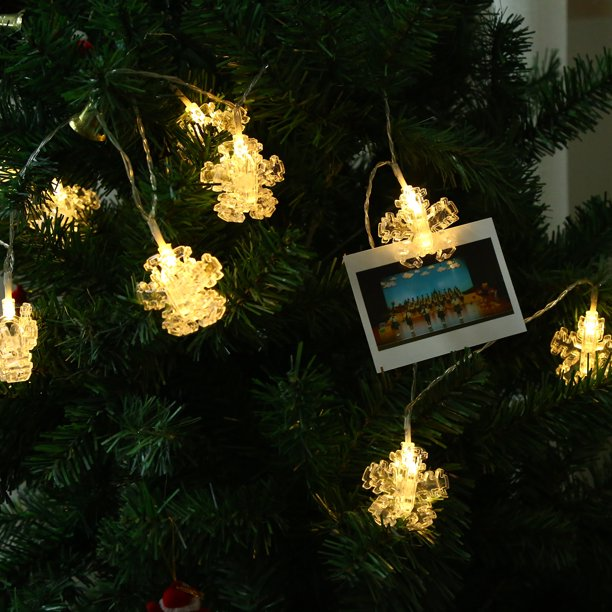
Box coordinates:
[363,94,411,249]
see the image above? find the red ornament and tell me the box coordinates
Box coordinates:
[146,581,210,612]
[11,284,26,305]
[72,29,93,55]
[77,38,94,54]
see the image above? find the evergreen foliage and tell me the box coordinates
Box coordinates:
[1,1,612,610]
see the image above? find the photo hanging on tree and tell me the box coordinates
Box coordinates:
[344,218,526,372]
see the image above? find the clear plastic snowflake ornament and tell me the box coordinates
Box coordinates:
[181,99,248,134]
[362,440,449,529]
[551,300,612,383]
[137,242,226,336]
[378,185,458,268]
[200,108,285,223]
[0,299,38,383]
[30,180,100,229]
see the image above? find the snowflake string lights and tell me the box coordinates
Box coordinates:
[0,297,37,384]
[362,440,449,529]
[136,240,226,336]
[30,180,100,229]
[378,184,459,268]
[200,108,285,223]
[99,103,229,337]
[551,288,612,383]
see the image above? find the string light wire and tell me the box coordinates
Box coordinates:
[404,278,598,428]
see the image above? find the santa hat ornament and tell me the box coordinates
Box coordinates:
[146,580,209,612]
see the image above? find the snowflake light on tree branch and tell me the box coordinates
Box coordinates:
[0,301,38,383]
[136,241,226,337]
[179,94,248,134]
[200,107,285,223]
[29,180,100,229]
[362,439,449,529]
[378,184,459,269]
[550,286,612,383]
[363,97,460,266]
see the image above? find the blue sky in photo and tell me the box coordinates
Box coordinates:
[380,258,474,308]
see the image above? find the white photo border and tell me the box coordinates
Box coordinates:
[343,218,526,372]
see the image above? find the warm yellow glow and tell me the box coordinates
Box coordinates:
[201,132,285,223]
[137,243,226,336]
[580,309,603,353]
[0,302,38,383]
[2,297,15,321]
[0,166,17,183]
[179,98,247,134]
[29,181,100,229]
[551,306,612,383]
[0,11,24,29]
[378,185,459,268]
[362,441,449,529]
[184,101,210,126]
[177,94,285,223]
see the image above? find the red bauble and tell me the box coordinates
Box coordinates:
[162,581,194,608]
[11,285,26,305]
[146,581,210,612]
[76,38,94,54]
[72,29,93,55]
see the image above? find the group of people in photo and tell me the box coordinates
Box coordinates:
[375,280,508,348]
[383,287,466,337]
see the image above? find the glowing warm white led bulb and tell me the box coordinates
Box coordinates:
[362,440,449,529]
[378,185,458,268]
[551,290,612,383]
[2,297,15,320]
[580,309,602,353]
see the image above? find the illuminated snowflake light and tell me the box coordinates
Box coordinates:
[201,131,285,223]
[551,304,612,384]
[30,181,100,229]
[362,441,449,529]
[137,242,226,336]
[378,185,458,268]
[0,299,38,383]
[180,99,248,134]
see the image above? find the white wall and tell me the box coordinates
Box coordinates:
[497,0,612,230]
[567,0,612,211]
[496,0,569,231]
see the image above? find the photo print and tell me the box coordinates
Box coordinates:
[344,218,526,372]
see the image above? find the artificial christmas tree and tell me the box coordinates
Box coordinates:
[2,1,612,610]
